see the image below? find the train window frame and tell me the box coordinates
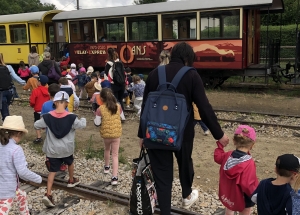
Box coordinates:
[0,25,6,43]
[200,9,240,40]
[127,15,158,41]
[69,20,95,43]
[96,18,125,42]
[9,24,27,43]
[162,12,197,41]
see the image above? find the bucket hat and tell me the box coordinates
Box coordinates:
[0,116,28,133]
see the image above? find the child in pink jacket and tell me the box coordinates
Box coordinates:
[18,61,31,83]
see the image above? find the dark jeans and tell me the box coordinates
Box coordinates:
[147,140,194,215]
[1,90,13,121]
[111,84,125,111]
[194,120,209,132]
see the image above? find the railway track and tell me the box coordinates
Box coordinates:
[22,171,201,215]
[14,98,300,130]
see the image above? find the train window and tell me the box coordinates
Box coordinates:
[0,26,6,43]
[162,13,197,40]
[200,10,240,39]
[69,20,95,42]
[97,18,125,41]
[127,16,158,41]
[9,24,27,43]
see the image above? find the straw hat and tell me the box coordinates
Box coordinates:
[0,116,28,133]
[94,82,102,91]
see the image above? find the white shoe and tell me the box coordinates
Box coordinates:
[111,177,118,185]
[182,190,199,209]
[104,166,110,174]
[204,130,210,136]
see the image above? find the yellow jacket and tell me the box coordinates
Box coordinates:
[99,104,122,139]
[68,94,74,112]
[193,103,201,120]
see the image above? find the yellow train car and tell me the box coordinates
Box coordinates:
[0,10,61,65]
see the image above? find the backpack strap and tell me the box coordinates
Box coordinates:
[158,66,167,90]
[170,66,193,89]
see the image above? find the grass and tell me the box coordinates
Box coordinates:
[107,199,115,208]
[85,135,104,160]
[29,142,44,155]
[118,153,127,164]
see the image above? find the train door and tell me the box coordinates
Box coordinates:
[246,9,260,66]
[45,23,55,43]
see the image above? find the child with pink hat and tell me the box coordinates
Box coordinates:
[214,125,258,215]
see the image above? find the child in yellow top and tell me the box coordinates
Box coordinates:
[94,88,122,186]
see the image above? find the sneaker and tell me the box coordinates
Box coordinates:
[182,189,199,209]
[67,177,80,188]
[104,166,110,174]
[60,164,68,171]
[111,176,118,186]
[42,194,55,208]
[204,130,210,136]
[33,138,42,144]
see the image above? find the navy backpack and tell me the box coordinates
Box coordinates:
[140,65,193,151]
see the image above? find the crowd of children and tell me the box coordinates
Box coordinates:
[1,53,300,214]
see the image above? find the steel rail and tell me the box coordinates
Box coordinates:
[14,98,300,129]
[214,108,300,118]
[218,118,300,130]
[14,98,300,118]
[36,172,201,215]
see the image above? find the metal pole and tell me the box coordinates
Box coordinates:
[291,0,300,84]
[77,0,79,10]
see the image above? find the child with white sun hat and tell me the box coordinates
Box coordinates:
[0,115,42,215]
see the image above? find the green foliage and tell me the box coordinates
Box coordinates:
[85,135,104,160]
[134,0,167,4]
[261,0,299,25]
[200,26,239,39]
[260,25,298,45]
[0,0,56,15]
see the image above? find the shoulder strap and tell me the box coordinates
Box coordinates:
[171,66,193,89]
[158,66,167,90]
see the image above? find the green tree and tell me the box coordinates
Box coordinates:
[261,0,299,25]
[134,0,167,4]
[0,0,56,15]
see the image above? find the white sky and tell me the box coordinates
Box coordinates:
[40,0,179,11]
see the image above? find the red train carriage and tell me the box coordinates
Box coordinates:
[51,0,283,87]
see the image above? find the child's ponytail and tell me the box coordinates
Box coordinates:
[100,88,118,115]
[0,129,20,145]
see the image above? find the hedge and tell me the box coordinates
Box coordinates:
[260,25,298,46]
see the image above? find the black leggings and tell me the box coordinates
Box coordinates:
[147,140,194,215]
[111,84,125,111]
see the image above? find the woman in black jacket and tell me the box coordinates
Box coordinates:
[38,52,61,85]
[138,42,229,214]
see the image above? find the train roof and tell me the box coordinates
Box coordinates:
[0,10,61,24]
[53,0,283,21]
